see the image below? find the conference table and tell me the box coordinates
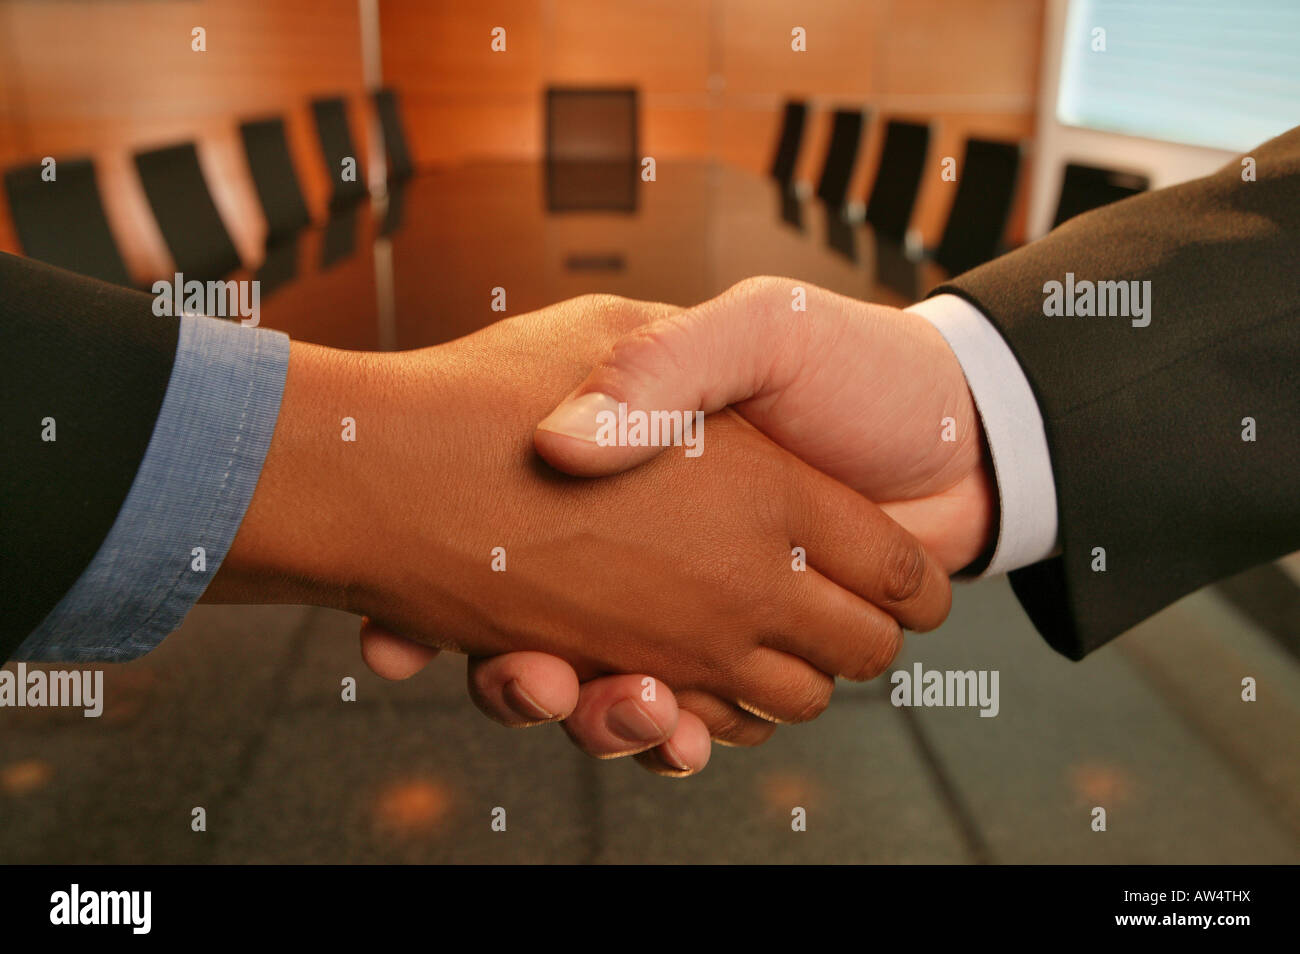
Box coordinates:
[254,160,946,350]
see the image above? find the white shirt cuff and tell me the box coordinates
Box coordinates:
[905,293,1059,576]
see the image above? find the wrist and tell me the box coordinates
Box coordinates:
[203,340,395,614]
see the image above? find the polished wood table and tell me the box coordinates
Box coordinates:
[256,160,948,351]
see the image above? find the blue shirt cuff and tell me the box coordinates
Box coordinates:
[13,315,290,662]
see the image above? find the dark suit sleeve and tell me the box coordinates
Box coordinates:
[931,126,1300,659]
[0,252,179,660]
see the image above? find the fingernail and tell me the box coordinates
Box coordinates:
[659,740,693,773]
[536,392,620,443]
[503,679,556,722]
[606,698,665,743]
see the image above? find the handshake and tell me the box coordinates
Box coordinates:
[204,276,997,776]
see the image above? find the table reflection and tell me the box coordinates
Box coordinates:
[256,161,950,351]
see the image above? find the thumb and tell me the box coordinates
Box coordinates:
[534,277,800,476]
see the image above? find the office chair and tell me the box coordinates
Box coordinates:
[769,100,808,186]
[379,180,407,237]
[933,137,1023,276]
[1051,161,1149,229]
[321,204,359,269]
[372,88,414,182]
[239,117,312,240]
[133,142,242,280]
[3,157,132,287]
[864,119,931,241]
[545,86,638,162]
[254,234,301,297]
[815,108,866,209]
[544,86,639,212]
[311,96,368,209]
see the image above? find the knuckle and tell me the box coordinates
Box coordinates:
[679,691,772,746]
[786,671,834,723]
[707,707,750,742]
[727,275,790,326]
[736,719,777,746]
[580,291,632,310]
[573,293,651,339]
[846,623,905,682]
[569,292,625,318]
[881,535,930,607]
[601,318,686,383]
[764,558,805,618]
[732,274,786,302]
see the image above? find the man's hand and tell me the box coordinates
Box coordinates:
[534,277,998,574]
[204,294,951,773]
[359,618,714,776]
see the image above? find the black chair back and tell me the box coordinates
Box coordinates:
[373,88,414,181]
[815,109,865,208]
[3,158,132,286]
[134,142,241,280]
[239,117,312,239]
[769,100,807,185]
[311,96,368,209]
[864,119,931,241]
[1052,161,1149,228]
[934,137,1022,276]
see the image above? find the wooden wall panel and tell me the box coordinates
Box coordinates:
[877,0,1043,98]
[547,0,712,92]
[381,0,1045,244]
[378,0,544,163]
[717,0,886,97]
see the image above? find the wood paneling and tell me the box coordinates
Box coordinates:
[380,0,1044,244]
[377,0,544,163]
[876,0,1042,97]
[718,0,886,96]
[548,0,712,92]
